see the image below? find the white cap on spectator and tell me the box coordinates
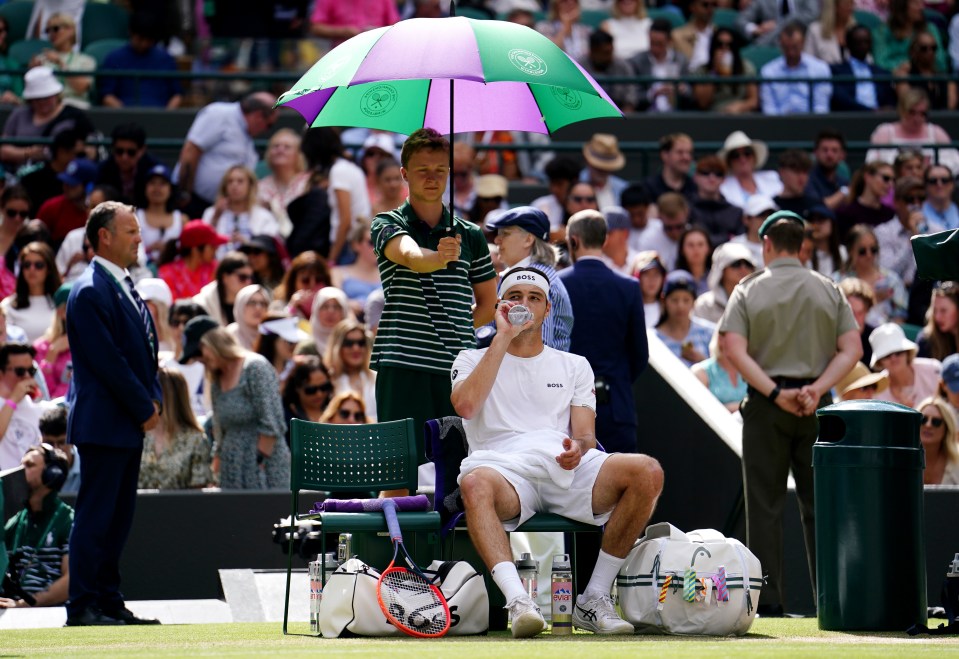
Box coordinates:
[135,278,173,308]
[22,66,63,100]
[260,317,309,344]
[744,195,778,218]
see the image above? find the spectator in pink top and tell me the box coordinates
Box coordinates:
[310,0,400,47]
[34,283,72,398]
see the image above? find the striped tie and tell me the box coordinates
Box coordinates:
[125,276,155,353]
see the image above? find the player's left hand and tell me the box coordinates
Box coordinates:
[555,437,583,471]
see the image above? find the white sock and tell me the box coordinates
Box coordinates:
[492,561,527,603]
[582,550,626,600]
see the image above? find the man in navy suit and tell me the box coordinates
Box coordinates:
[65,202,162,626]
[559,209,648,454]
[830,26,897,112]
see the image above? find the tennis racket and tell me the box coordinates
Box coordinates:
[376,499,451,638]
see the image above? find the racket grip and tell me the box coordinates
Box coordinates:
[382,498,402,540]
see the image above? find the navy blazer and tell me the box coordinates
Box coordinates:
[66,261,161,449]
[558,258,648,427]
[830,61,897,112]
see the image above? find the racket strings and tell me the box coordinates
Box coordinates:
[381,568,448,636]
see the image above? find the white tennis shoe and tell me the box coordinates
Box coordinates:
[572,593,634,634]
[507,595,546,638]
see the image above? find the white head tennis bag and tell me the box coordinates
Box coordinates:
[319,558,489,637]
[617,523,763,636]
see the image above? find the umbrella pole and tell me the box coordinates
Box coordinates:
[448,0,456,234]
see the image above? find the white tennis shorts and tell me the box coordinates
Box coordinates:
[461,449,611,531]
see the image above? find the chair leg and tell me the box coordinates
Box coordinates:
[283,515,294,634]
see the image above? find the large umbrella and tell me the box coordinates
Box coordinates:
[276,16,622,136]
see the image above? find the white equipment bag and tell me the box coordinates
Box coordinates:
[617,522,763,636]
[319,558,489,637]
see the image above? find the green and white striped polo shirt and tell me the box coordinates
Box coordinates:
[371,202,495,375]
[4,495,73,595]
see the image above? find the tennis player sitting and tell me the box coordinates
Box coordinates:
[450,266,664,638]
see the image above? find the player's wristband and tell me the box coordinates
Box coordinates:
[4,398,16,411]
[767,386,781,403]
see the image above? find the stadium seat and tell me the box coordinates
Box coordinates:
[901,323,922,342]
[713,7,741,29]
[282,417,439,635]
[648,7,685,29]
[8,39,51,68]
[741,44,782,70]
[0,2,34,42]
[80,2,130,49]
[456,6,494,20]
[853,9,883,31]
[83,38,127,66]
[580,9,610,28]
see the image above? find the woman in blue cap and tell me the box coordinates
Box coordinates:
[655,269,714,366]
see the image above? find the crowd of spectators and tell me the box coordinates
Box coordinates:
[0,0,955,613]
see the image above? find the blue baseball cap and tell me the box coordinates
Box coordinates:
[147,163,172,183]
[662,269,697,298]
[942,353,959,394]
[602,205,631,231]
[485,205,549,241]
[58,158,98,187]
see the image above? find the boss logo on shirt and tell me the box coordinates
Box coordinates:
[546,383,564,388]
[451,369,458,381]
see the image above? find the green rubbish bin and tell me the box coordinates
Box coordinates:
[813,400,926,631]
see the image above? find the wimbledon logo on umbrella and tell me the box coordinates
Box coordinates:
[508,49,547,77]
[551,87,582,110]
[360,84,399,117]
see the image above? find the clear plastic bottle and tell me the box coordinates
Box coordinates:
[516,552,539,601]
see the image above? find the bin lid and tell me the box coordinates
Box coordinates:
[815,400,921,449]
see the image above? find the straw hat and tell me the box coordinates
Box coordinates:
[868,323,918,368]
[22,66,64,100]
[717,131,768,169]
[835,362,889,398]
[476,174,508,199]
[583,133,625,172]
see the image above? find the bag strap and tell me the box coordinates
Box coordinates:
[434,560,459,584]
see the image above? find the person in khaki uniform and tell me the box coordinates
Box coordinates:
[719,210,862,616]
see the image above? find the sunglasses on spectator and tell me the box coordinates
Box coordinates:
[570,195,596,203]
[729,259,753,269]
[857,246,879,256]
[169,316,192,328]
[342,338,367,349]
[921,415,944,428]
[338,408,365,422]
[729,148,754,160]
[876,173,894,182]
[902,194,926,204]
[46,24,67,34]
[301,382,333,396]
[8,366,37,377]
[664,223,687,233]
[233,272,253,283]
[246,248,265,256]
[5,209,28,219]
[113,147,138,157]
[926,176,953,185]
[916,44,937,53]
[21,260,47,270]
[697,170,724,178]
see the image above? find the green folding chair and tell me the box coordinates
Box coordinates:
[0,2,34,42]
[647,8,685,29]
[8,39,51,68]
[853,9,883,31]
[83,38,127,67]
[80,3,130,49]
[741,44,782,70]
[282,417,440,634]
